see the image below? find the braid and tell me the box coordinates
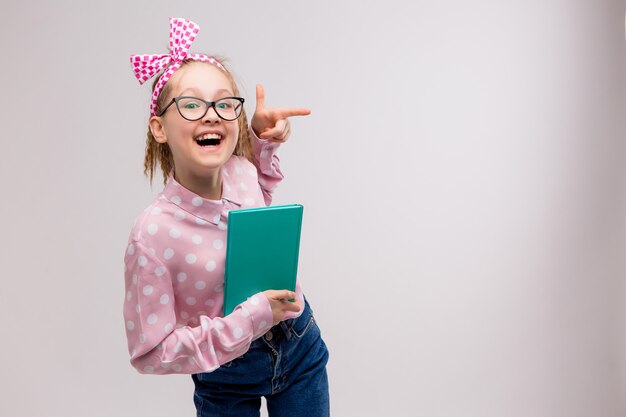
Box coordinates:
[230,82,255,167]
[142,129,157,184]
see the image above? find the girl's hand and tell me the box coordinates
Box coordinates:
[263,289,302,325]
[251,84,311,143]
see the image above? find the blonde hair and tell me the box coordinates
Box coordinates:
[143,56,255,185]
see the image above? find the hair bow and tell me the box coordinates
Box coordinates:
[130,17,225,116]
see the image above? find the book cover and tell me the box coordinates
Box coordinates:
[223,204,303,315]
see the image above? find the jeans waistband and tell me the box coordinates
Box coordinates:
[250,297,311,348]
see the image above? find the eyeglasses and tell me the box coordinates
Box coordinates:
[157,96,245,121]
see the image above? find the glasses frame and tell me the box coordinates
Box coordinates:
[157,96,245,121]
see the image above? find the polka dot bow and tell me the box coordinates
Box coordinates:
[130,17,225,116]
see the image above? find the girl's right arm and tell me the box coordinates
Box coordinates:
[123,240,276,375]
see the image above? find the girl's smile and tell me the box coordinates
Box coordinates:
[194,129,226,151]
[195,130,224,147]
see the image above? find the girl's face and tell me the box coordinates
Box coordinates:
[150,62,240,180]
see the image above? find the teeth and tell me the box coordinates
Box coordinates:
[196,133,222,141]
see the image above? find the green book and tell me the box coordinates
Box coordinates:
[223,204,303,316]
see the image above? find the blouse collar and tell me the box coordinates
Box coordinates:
[161,166,242,225]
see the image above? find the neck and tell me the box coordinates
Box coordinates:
[174,167,222,200]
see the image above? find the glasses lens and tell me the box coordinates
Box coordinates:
[214,98,243,121]
[177,97,207,120]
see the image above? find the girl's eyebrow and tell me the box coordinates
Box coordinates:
[178,88,234,97]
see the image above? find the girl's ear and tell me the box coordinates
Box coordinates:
[149,116,168,144]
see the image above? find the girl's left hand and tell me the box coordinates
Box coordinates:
[251,84,311,143]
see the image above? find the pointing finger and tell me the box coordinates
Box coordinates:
[273,107,311,119]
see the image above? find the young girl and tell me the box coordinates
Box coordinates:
[123,17,330,417]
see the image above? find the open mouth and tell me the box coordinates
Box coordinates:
[195,133,223,147]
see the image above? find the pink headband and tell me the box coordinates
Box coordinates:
[130,17,226,116]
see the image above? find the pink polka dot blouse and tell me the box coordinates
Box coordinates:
[123,129,304,375]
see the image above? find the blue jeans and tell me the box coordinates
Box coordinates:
[191,297,330,417]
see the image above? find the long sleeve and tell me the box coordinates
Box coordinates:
[123,240,274,375]
[250,128,284,206]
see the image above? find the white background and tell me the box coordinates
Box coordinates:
[1,1,625,416]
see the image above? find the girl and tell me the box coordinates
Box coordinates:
[124,17,330,417]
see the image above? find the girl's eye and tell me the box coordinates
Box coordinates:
[216,102,233,109]
[178,98,204,110]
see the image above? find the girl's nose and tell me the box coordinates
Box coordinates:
[202,106,220,123]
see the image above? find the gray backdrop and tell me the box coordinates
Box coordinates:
[1,1,625,416]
